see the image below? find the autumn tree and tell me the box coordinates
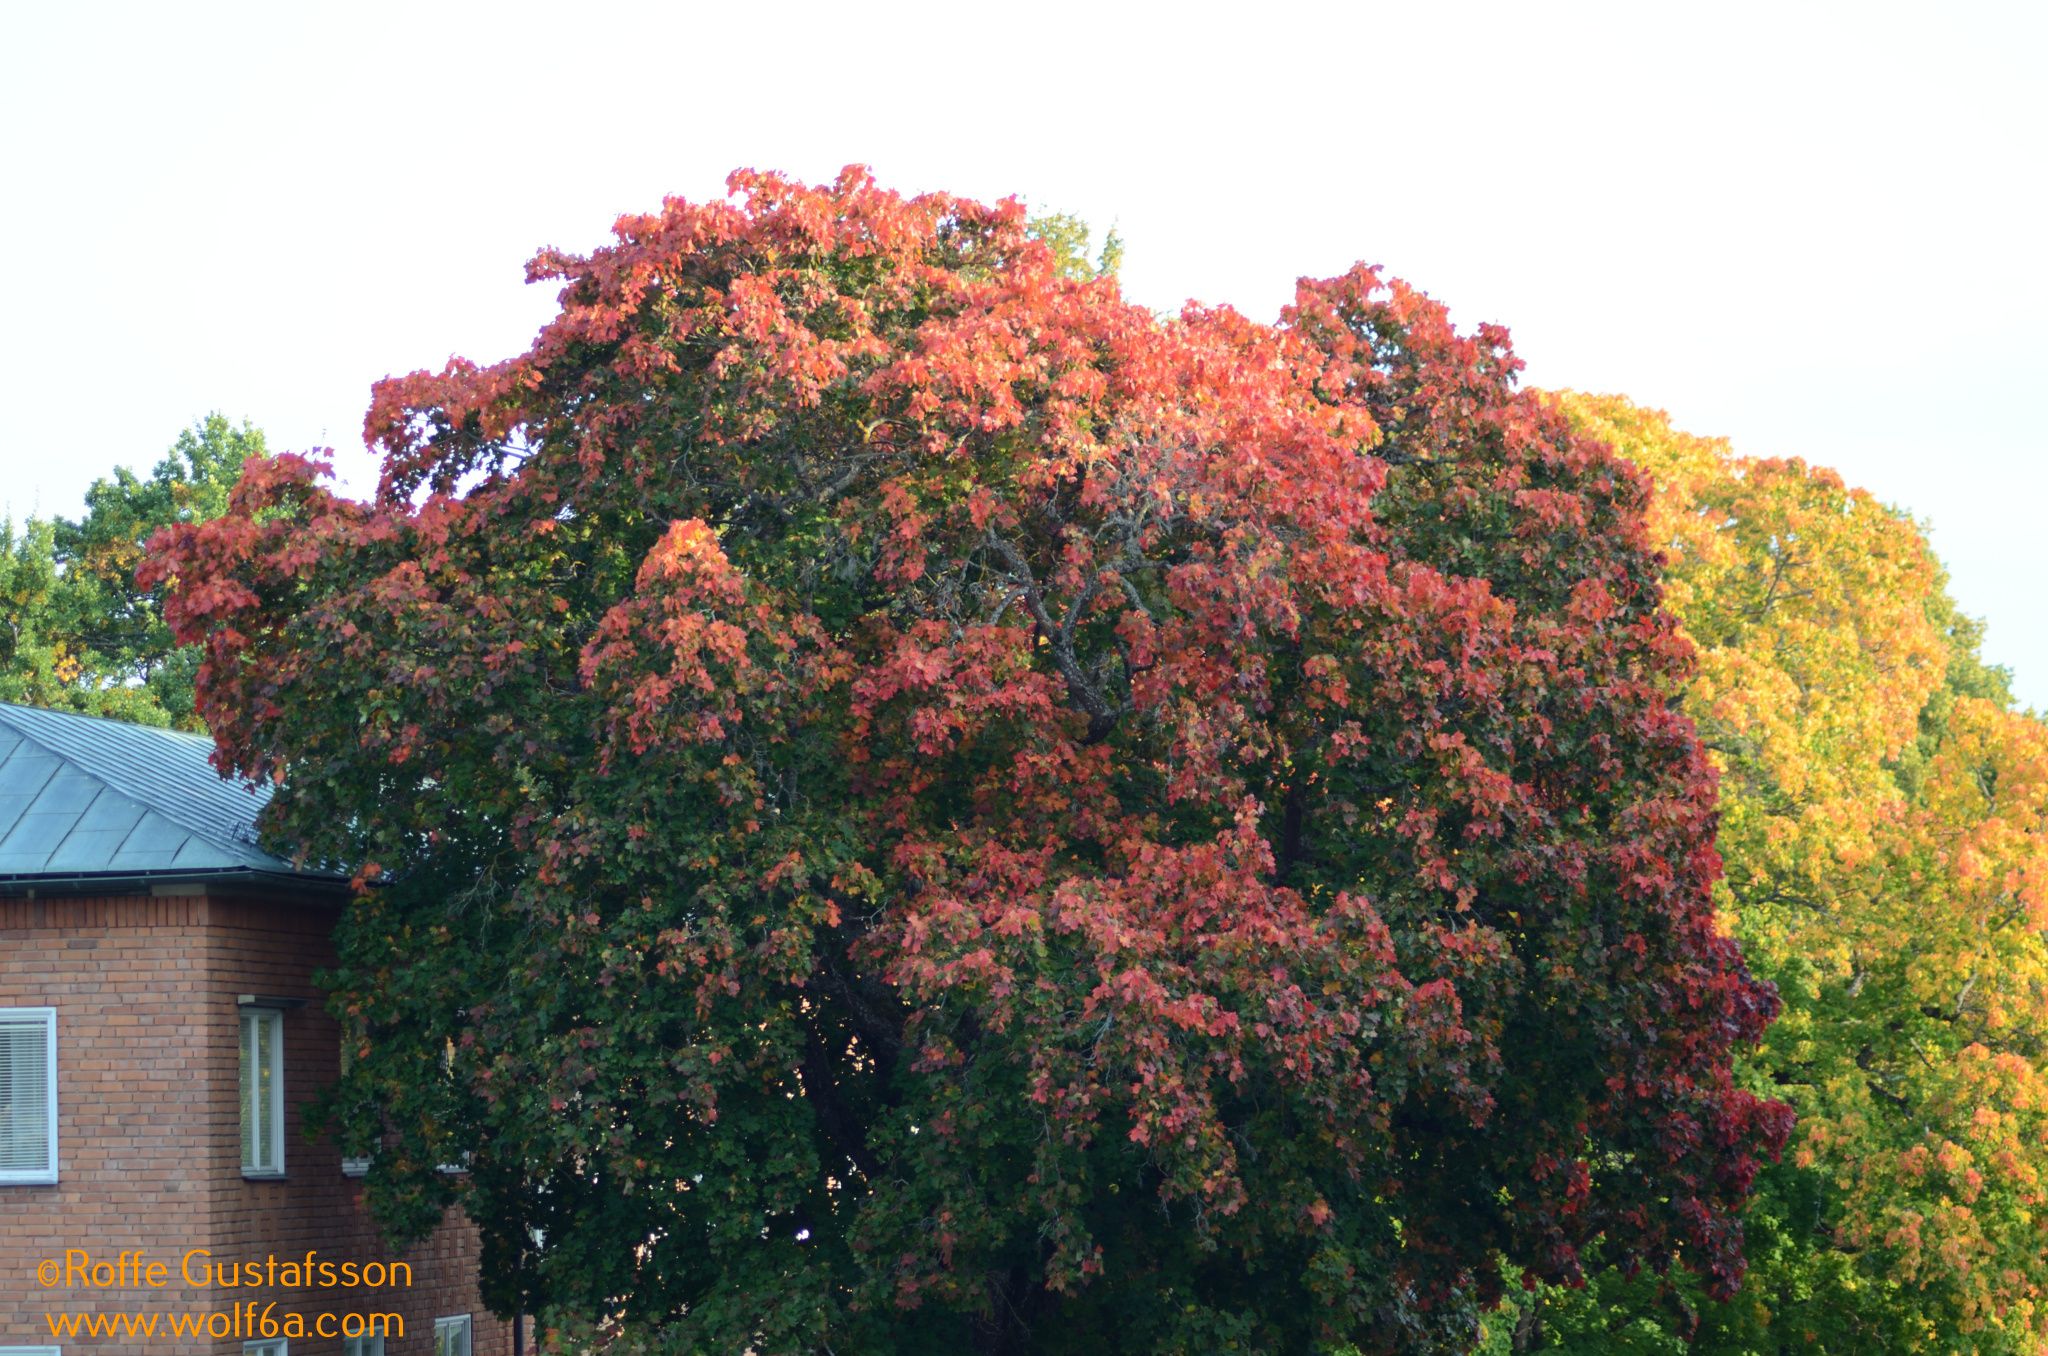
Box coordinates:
[1523,394,2048,1355]
[0,413,265,727]
[151,170,1786,1356]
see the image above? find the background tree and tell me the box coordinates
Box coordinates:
[151,170,1785,1356]
[0,413,264,727]
[1521,394,2048,1355]
[1025,212,1124,280]
[1,515,76,710]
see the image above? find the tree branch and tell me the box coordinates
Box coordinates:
[984,532,1123,741]
[801,1022,881,1181]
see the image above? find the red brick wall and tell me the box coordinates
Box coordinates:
[0,892,215,1355]
[0,889,505,1356]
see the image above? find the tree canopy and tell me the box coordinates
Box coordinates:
[1,412,264,727]
[151,170,1786,1355]
[1505,395,2048,1355]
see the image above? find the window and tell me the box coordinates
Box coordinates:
[433,1038,466,1174]
[0,1008,58,1185]
[433,1316,471,1356]
[239,1007,285,1177]
[243,1342,286,1356]
[342,1336,384,1356]
[338,1028,371,1177]
[0,1346,63,1356]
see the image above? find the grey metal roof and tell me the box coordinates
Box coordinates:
[0,702,327,883]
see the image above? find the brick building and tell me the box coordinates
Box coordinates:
[0,702,506,1356]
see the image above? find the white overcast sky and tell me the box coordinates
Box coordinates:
[3,0,2042,708]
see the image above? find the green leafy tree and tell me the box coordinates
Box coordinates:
[1026,211,1124,279]
[0,413,264,727]
[1,515,74,709]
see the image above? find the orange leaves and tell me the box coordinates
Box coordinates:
[143,165,1805,1352]
[577,518,835,765]
[636,518,745,598]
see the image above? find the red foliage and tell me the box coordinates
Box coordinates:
[147,167,1787,1353]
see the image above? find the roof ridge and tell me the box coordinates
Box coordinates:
[0,700,214,743]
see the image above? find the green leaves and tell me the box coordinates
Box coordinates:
[0,412,263,727]
[153,172,1783,1355]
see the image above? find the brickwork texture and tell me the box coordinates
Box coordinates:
[0,891,507,1356]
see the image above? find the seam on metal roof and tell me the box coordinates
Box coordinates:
[0,703,324,879]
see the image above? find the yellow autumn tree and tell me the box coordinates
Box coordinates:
[1825,695,2048,1343]
[1519,394,2048,1355]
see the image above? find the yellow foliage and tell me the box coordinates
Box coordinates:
[1555,391,2048,1350]
[1558,392,1946,947]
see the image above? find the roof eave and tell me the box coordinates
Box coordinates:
[0,865,351,899]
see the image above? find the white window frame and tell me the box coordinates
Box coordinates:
[239,1006,286,1178]
[243,1340,287,1356]
[0,1008,59,1186]
[433,1315,472,1356]
[341,1336,384,1356]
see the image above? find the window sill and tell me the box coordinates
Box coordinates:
[0,1174,59,1186]
[241,1170,287,1182]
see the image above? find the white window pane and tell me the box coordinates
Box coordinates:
[269,1012,283,1171]
[0,1010,55,1180]
[257,1013,275,1167]
[239,1013,256,1167]
[240,1010,283,1175]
